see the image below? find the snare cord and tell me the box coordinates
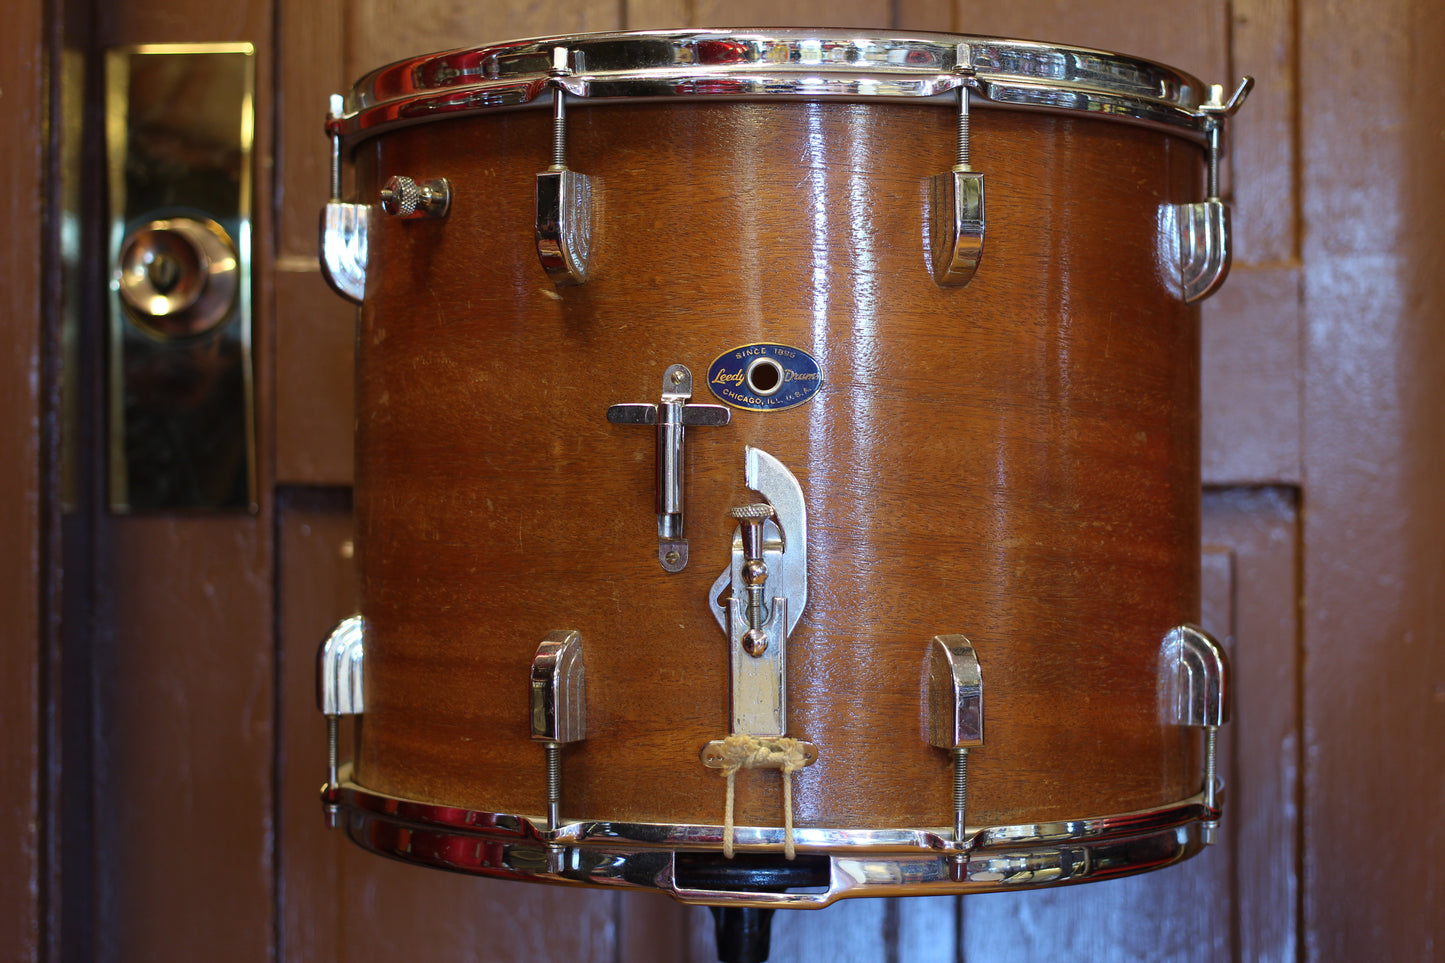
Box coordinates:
[717,734,808,860]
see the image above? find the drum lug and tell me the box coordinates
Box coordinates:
[316,614,365,829]
[930,169,985,287]
[535,167,593,285]
[930,61,985,287]
[530,630,588,832]
[536,47,594,285]
[1177,77,1253,303]
[924,635,985,869]
[320,95,368,303]
[1163,625,1230,843]
[607,364,730,572]
[1175,198,1231,304]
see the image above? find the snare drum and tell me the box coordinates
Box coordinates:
[318,29,1245,905]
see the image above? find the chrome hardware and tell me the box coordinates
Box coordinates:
[710,447,809,737]
[321,93,369,303]
[535,46,594,285]
[330,768,1221,905]
[1200,76,1255,124]
[930,50,985,287]
[316,614,365,829]
[380,174,450,218]
[730,503,775,656]
[1176,199,1231,303]
[530,630,588,831]
[606,364,730,572]
[924,636,985,864]
[1174,76,1253,303]
[320,199,368,303]
[1162,625,1229,843]
[337,32,1235,143]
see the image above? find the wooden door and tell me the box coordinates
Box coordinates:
[11,0,1443,960]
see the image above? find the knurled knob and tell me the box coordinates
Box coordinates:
[730,503,775,521]
[380,175,420,217]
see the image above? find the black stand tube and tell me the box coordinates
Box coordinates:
[710,906,775,963]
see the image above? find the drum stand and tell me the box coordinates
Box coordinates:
[710,907,774,963]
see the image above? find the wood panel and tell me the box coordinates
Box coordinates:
[1230,0,1298,266]
[1208,488,1300,963]
[275,270,355,485]
[687,0,890,27]
[92,520,274,961]
[0,0,49,958]
[90,4,278,962]
[1299,0,1445,956]
[899,0,1227,86]
[1201,267,1301,485]
[345,1,623,90]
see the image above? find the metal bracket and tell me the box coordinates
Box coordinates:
[931,168,985,286]
[607,364,730,572]
[1174,76,1254,304]
[930,55,985,287]
[1176,199,1231,303]
[709,447,809,737]
[316,613,365,828]
[536,47,594,285]
[1162,624,1229,843]
[320,94,368,304]
[924,635,984,851]
[530,630,588,831]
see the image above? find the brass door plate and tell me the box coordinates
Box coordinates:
[105,43,256,512]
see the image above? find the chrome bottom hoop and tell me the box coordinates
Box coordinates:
[332,767,1222,907]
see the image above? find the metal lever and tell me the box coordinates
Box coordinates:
[530,630,588,831]
[924,635,984,860]
[1162,624,1230,843]
[607,364,730,572]
[316,614,365,829]
[709,447,809,737]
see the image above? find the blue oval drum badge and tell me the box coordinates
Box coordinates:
[707,343,822,412]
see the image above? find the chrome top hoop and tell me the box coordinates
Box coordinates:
[339,29,1220,144]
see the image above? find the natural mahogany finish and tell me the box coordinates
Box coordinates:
[352,100,1206,832]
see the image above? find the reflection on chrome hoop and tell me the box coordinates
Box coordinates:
[331,768,1222,906]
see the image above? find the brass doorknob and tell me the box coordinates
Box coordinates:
[116,216,239,339]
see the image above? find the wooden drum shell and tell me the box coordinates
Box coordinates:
[351,99,1203,834]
